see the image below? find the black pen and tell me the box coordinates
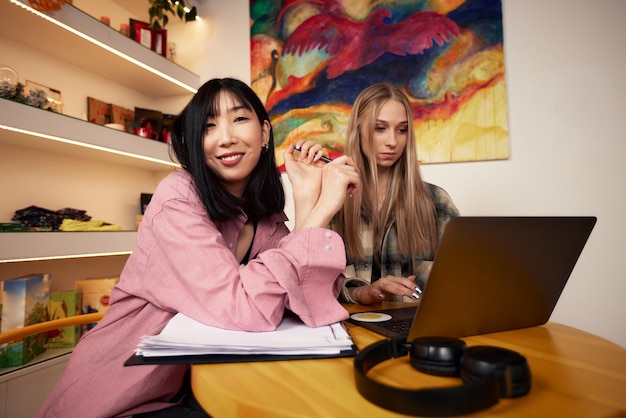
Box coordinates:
[294,145,332,163]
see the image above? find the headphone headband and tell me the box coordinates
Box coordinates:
[354,336,530,417]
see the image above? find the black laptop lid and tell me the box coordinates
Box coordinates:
[404,216,596,340]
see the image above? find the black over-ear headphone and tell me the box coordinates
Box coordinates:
[354,336,531,417]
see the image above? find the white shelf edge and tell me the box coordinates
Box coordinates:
[1,0,201,97]
[0,231,137,263]
[0,99,180,171]
[0,348,72,381]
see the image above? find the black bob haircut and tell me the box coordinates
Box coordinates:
[169,78,285,222]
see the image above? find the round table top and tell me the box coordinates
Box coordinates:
[192,302,626,418]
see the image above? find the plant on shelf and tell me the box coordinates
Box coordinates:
[148,0,198,30]
[0,81,54,111]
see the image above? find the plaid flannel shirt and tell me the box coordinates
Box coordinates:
[338,183,459,303]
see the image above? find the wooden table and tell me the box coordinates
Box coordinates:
[192,302,626,417]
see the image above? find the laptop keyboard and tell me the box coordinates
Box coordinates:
[384,318,413,336]
[348,306,419,338]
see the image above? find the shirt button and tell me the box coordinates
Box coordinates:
[324,244,332,251]
[324,231,332,239]
[228,243,234,249]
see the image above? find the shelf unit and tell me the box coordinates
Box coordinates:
[0,348,73,378]
[0,0,201,265]
[0,0,199,97]
[0,348,74,418]
[0,1,201,412]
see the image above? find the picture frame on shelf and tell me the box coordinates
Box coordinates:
[25,80,63,113]
[161,113,176,144]
[153,27,167,58]
[134,107,163,141]
[130,19,167,57]
[130,19,152,50]
[111,104,135,133]
[140,193,153,214]
[87,97,111,125]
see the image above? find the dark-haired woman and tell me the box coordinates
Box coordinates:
[38,78,359,417]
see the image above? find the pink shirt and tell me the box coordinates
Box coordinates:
[38,170,348,417]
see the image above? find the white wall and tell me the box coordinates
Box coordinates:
[162,0,626,347]
[427,0,626,349]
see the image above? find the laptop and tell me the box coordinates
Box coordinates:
[347,216,597,340]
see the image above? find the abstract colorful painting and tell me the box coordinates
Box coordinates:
[250,0,509,168]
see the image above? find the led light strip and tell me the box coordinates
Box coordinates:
[1,251,132,264]
[9,0,198,94]
[0,124,180,167]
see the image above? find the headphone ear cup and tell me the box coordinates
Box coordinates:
[409,336,467,377]
[460,346,531,398]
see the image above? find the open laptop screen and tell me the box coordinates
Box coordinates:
[347,216,596,339]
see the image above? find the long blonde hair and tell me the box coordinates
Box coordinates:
[334,83,437,265]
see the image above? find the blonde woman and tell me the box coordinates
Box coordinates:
[332,83,459,305]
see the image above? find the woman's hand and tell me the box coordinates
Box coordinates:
[284,141,329,230]
[284,141,360,231]
[284,140,328,202]
[315,155,360,213]
[349,275,419,305]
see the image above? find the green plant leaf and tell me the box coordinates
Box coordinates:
[147,0,195,29]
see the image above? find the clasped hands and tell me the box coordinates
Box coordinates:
[284,140,360,231]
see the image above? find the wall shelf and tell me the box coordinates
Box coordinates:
[0,0,201,97]
[0,348,72,379]
[0,99,178,171]
[0,348,74,417]
[0,0,187,405]
[0,231,137,263]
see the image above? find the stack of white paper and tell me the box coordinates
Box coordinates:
[135,313,353,357]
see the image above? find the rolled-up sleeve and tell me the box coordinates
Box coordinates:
[265,228,348,326]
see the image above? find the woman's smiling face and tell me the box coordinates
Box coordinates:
[203,91,270,197]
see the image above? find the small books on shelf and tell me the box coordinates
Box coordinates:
[125,313,355,366]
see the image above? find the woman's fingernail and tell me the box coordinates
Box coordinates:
[412,292,420,299]
[378,293,384,299]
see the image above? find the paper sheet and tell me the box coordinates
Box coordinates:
[135,313,353,357]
